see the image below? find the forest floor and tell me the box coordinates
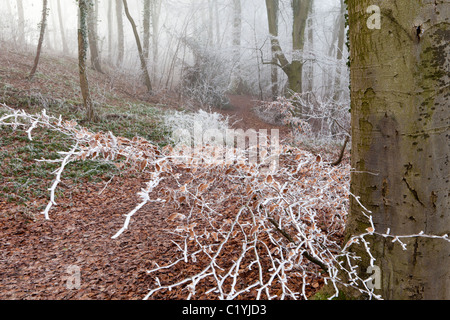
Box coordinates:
[0,43,349,300]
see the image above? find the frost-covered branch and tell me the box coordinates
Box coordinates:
[2,105,448,300]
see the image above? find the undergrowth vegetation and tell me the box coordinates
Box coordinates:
[1,104,384,300]
[0,83,170,219]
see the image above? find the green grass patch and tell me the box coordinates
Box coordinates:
[0,98,171,209]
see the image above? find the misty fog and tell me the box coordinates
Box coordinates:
[0,0,348,104]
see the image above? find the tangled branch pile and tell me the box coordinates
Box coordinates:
[0,104,362,299]
[4,105,447,300]
[255,92,350,143]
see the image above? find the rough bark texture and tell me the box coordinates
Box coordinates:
[346,0,449,300]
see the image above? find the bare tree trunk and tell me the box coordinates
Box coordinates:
[265,0,311,95]
[56,0,68,54]
[16,0,25,45]
[78,0,95,122]
[29,0,49,79]
[207,0,214,47]
[266,0,279,100]
[116,0,124,66]
[290,0,311,94]
[214,0,221,47]
[143,0,151,60]
[346,0,450,300]
[107,0,113,62]
[305,1,314,93]
[332,0,346,102]
[230,0,242,94]
[151,0,161,79]
[87,0,103,73]
[122,0,153,94]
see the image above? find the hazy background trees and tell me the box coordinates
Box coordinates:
[0,0,349,129]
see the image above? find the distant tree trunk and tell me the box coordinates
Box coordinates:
[49,3,58,51]
[305,1,314,93]
[56,0,68,54]
[116,0,124,66]
[265,0,279,100]
[107,0,113,62]
[16,0,25,45]
[78,0,95,122]
[332,0,346,102]
[29,0,49,79]
[207,0,214,46]
[290,0,311,94]
[5,0,13,23]
[143,0,151,60]
[265,0,311,95]
[87,0,103,73]
[345,0,450,300]
[214,0,221,47]
[230,0,242,94]
[122,0,153,94]
[151,0,161,79]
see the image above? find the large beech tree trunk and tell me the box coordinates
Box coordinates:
[345,0,449,299]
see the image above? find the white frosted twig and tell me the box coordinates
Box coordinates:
[42,143,80,220]
[111,175,164,239]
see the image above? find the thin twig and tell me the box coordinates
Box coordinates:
[268,218,329,274]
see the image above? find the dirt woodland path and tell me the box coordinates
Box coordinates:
[0,95,334,300]
[220,95,290,138]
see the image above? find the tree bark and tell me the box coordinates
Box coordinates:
[78,0,95,122]
[332,0,346,102]
[207,0,214,47]
[29,0,49,79]
[143,0,151,60]
[87,0,103,73]
[56,0,68,54]
[116,0,124,66]
[346,0,450,300]
[305,1,314,93]
[122,0,153,94]
[290,0,311,94]
[151,0,161,79]
[16,0,25,45]
[107,0,113,62]
[265,0,311,94]
[265,0,279,100]
[214,0,221,47]
[230,0,242,94]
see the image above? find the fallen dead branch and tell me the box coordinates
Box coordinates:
[1,104,448,300]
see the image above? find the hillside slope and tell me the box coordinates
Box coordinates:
[0,43,351,300]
